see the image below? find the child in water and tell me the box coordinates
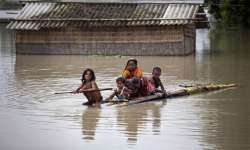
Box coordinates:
[74,68,102,106]
[122,58,143,79]
[147,67,166,95]
[106,77,126,101]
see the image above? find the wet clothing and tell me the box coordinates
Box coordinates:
[147,81,157,93]
[114,87,125,100]
[140,77,149,97]
[147,77,165,94]
[122,67,143,79]
[124,77,149,99]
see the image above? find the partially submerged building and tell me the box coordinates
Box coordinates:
[7,0,208,55]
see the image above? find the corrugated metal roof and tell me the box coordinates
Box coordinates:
[21,0,205,4]
[7,2,202,30]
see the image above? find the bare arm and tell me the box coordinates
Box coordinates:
[74,81,99,93]
[159,80,165,91]
[73,84,84,93]
[106,90,116,101]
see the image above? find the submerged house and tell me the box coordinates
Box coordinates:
[7,0,208,55]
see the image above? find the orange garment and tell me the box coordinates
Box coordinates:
[122,67,143,79]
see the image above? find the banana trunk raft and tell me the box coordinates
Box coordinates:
[103,83,237,106]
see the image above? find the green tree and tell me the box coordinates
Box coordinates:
[206,0,250,29]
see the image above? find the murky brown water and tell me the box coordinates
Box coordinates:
[0,23,250,150]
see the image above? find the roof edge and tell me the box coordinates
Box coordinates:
[19,0,204,5]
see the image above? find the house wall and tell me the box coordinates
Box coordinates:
[15,25,195,55]
[183,25,196,55]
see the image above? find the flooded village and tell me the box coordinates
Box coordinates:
[0,0,250,150]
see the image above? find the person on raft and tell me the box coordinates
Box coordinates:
[147,67,167,95]
[124,77,149,99]
[74,68,102,106]
[106,77,126,101]
[122,58,143,79]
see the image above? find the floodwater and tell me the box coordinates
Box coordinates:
[0,23,250,150]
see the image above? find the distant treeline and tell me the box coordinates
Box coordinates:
[205,0,250,29]
[0,0,22,10]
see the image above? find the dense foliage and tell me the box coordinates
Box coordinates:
[205,0,250,29]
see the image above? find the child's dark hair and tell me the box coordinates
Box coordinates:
[153,67,161,72]
[81,68,96,83]
[116,77,126,84]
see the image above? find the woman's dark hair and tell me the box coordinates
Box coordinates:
[116,77,126,83]
[81,68,96,83]
[126,58,138,66]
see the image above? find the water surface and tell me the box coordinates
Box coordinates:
[0,24,250,150]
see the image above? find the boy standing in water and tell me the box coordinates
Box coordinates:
[147,67,166,95]
[122,58,143,79]
[74,68,102,106]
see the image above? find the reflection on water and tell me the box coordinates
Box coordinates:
[0,23,250,150]
[0,24,15,54]
[82,107,101,141]
[117,101,167,144]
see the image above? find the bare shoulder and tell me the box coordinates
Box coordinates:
[91,80,99,88]
[91,80,98,84]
